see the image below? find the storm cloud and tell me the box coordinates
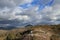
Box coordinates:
[0,0,60,27]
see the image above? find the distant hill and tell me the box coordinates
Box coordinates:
[0,26,17,30]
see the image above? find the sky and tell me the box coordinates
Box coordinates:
[0,0,60,27]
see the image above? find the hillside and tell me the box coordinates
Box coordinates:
[0,25,60,40]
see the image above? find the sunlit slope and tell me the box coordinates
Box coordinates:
[0,25,60,40]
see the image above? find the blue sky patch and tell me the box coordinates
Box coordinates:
[20,0,54,10]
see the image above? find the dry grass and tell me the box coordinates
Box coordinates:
[0,25,60,40]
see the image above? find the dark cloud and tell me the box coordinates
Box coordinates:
[0,0,60,27]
